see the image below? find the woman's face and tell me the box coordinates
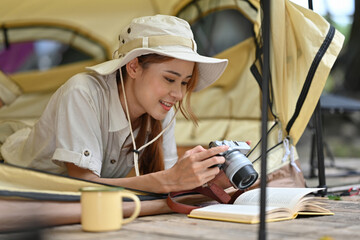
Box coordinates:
[126,58,195,121]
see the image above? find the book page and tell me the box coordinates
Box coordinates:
[297,198,333,214]
[234,188,323,209]
[191,204,278,216]
[188,204,291,223]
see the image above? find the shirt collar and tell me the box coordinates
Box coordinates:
[105,73,129,132]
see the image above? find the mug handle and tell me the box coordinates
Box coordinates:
[121,192,141,224]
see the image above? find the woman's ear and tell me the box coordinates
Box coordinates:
[126,58,140,79]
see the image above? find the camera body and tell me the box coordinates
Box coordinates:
[209,140,258,189]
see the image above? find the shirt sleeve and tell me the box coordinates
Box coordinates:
[161,108,178,169]
[51,75,104,176]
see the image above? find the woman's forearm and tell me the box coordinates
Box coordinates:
[66,145,228,194]
[66,163,175,193]
[94,170,176,193]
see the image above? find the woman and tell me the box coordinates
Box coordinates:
[1,15,230,193]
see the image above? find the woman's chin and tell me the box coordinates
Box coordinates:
[150,111,168,121]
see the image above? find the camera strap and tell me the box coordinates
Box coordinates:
[166,183,244,214]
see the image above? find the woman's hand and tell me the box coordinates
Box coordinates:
[165,145,229,192]
[208,140,252,189]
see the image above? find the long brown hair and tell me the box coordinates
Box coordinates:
[118,54,199,174]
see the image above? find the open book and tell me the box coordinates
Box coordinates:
[188,187,334,224]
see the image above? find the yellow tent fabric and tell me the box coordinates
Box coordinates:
[0,163,161,200]
[0,0,178,59]
[173,0,344,177]
[270,1,344,145]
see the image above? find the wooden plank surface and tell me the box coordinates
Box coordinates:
[17,196,356,240]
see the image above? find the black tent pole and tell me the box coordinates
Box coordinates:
[259,0,270,239]
[308,0,327,196]
[308,0,313,10]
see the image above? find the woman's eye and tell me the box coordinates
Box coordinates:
[165,77,175,83]
[181,81,189,86]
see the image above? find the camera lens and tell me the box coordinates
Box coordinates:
[208,140,258,190]
[242,175,253,186]
[231,164,258,189]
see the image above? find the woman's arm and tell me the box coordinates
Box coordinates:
[66,145,229,193]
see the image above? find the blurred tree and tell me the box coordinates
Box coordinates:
[333,0,360,98]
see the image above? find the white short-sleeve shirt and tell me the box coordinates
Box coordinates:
[1,72,178,177]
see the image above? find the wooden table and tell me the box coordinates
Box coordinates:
[9,196,354,240]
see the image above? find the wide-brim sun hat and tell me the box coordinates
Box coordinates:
[86,14,228,92]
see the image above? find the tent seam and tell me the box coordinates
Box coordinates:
[285,25,335,134]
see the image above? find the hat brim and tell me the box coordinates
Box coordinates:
[86,48,228,92]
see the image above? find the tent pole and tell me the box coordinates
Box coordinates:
[2,27,9,49]
[308,0,327,196]
[308,0,313,10]
[314,103,327,194]
[259,0,270,239]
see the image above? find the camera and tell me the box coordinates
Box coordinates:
[209,140,258,189]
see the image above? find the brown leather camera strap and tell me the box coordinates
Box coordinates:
[167,183,244,214]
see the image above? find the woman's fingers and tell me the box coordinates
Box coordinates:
[192,145,228,162]
[179,145,227,165]
[171,145,230,191]
[179,146,228,175]
[198,155,225,169]
[182,145,206,158]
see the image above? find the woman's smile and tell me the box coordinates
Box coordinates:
[159,100,174,111]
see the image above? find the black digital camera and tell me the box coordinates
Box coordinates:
[209,140,258,189]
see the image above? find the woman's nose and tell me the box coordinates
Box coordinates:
[170,84,184,100]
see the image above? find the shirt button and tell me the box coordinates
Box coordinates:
[84,150,90,157]
[110,159,116,164]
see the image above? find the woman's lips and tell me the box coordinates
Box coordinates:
[160,100,173,111]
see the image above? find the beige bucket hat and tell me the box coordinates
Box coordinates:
[86,14,228,92]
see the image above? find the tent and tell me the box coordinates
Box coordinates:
[0,0,344,231]
[173,0,344,182]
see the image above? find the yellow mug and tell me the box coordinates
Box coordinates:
[80,186,141,232]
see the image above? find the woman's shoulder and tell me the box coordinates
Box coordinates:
[63,72,104,89]
[59,72,112,97]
